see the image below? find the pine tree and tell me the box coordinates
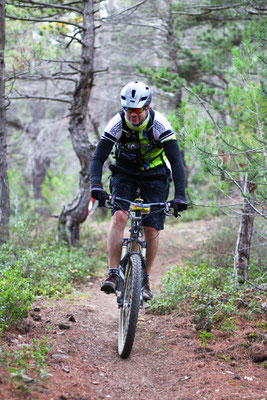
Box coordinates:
[0,0,10,242]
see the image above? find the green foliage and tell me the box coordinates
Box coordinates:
[254,321,267,331]
[0,266,34,332]
[8,164,80,219]
[0,218,106,330]
[1,219,105,297]
[5,18,64,73]
[190,218,238,269]
[151,262,231,312]
[7,168,46,220]
[137,66,186,93]
[199,330,213,347]
[183,22,266,207]
[217,353,232,362]
[220,317,237,333]
[138,3,245,97]
[0,337,51,391]
[137,8,266,227]
[187,215,266,282]
[150,262,265,330]
[41,169,78,213]
[165,204,221,225]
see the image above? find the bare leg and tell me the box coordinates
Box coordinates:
[143,226,159,275]
[107,210,128,269]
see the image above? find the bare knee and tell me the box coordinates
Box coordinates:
[144,226,158,240]
[111,210,128,229]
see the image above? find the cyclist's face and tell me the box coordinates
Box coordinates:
[124,107,149,126]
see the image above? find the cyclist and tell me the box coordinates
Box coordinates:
[89,81,187,300]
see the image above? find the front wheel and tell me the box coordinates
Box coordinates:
[118,253,142,359]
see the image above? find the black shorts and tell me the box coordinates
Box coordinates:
[109,167,170,230]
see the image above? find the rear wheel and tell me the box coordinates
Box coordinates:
[118,253,142,358]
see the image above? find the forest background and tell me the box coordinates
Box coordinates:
[0,0,266,360]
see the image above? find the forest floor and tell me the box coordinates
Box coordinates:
[0,218,266,400]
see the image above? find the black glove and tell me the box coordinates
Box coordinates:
[91,184,109,207]
[170,197,188,217]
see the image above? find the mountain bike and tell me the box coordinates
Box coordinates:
[106,195,174,359]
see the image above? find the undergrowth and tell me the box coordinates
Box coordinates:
[0,218,106,332]
[0,217,107,393]
[0,337,51,392]
[150,263,266,331]
[150,217,266,331]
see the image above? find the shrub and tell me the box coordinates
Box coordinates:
[150,263,264,330]
[1,238,105,298]
[0,217,107,330]
[0,266,34,332]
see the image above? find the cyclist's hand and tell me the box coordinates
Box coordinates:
[170,197,187,217]
[91,184,109,207]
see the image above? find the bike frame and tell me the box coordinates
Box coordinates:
[107,196,171,308]
[117,204,147,308]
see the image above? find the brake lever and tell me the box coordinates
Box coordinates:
[165,202,181,217]
[104,194,113,209]
[164,202,172,216]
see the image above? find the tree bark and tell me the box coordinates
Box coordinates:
[57,0,95,245]
[28,99,51,203]
[32,157,51,200]
[0,0,10,243]
[234,198,256,283]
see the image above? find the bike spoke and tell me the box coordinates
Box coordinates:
[118,254,142,358]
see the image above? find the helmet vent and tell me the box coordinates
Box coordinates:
[120,81,151,108]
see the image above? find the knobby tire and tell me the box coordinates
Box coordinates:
[118,253,142,359]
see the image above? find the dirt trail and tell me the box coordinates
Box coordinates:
[1,219,266,400]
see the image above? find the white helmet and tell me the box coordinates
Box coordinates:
[120,81,151,108]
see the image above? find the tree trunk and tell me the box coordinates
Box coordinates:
[234,198,256,283]
[57,0,95,245]
[0,0,10,243]
[32,157,51,200]
[29,99,51,204]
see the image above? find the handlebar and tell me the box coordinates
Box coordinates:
[105,195,174,216]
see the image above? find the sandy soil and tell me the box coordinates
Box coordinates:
[0,219,266,400]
